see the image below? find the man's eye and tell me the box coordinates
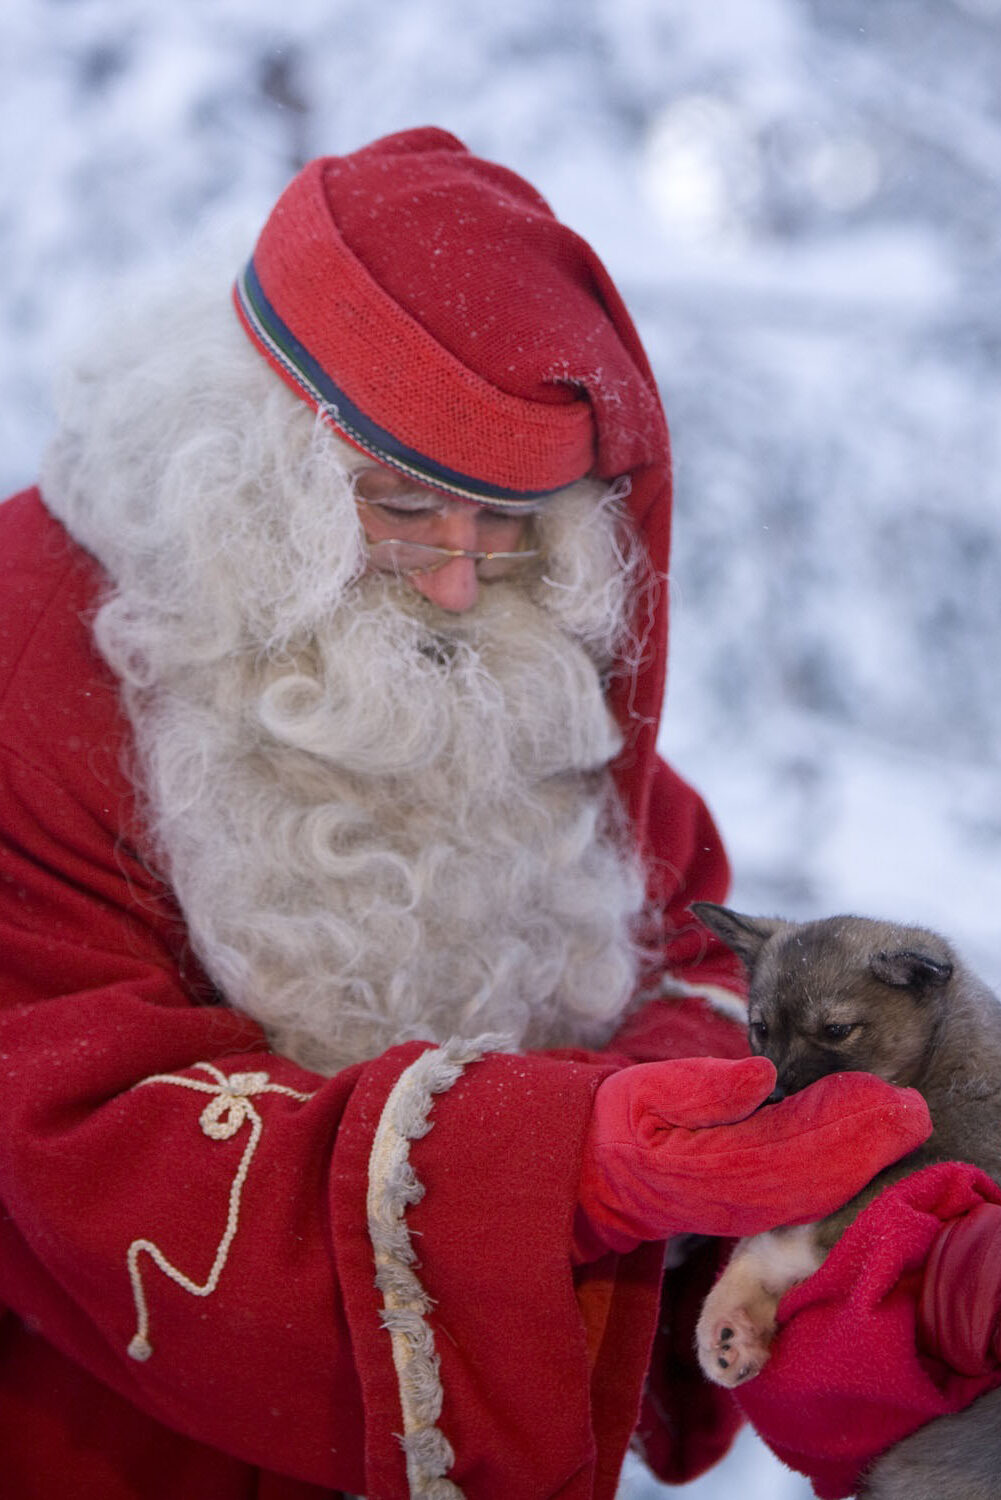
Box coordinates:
[375,502,436,523]
[822,1023,856,1041]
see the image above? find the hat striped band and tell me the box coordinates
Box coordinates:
[234,258,584,510]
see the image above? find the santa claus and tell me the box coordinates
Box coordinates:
[0,130,965,1499]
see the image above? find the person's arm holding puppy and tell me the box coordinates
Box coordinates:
[728,1162,1001,1498]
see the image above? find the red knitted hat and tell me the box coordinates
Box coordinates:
[234,128,673,830]
[234,128,668,506]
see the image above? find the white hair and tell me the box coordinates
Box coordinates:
[41,267,653,1072]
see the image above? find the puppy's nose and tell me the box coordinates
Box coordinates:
[767,1085,787,1104]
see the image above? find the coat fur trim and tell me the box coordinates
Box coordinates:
[366,1035,514,1497]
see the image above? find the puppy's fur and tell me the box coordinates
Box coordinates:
[692,904,1001,1500]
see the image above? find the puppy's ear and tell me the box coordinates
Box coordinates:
[870,949,954,993]
[690,903,782,973]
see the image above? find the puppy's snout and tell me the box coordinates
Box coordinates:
[766,1085,787,1104]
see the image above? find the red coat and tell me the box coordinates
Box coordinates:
[0,488,748,1498]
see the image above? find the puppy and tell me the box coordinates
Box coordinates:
[691,903,1001,1500]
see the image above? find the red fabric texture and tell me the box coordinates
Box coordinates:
[0,484,743,1496]
[573,1059,931,1259]
[242,141,595,497]
[735,1162,1001,1499]
[919,1201,1001,1375]
[635,1239,744,1483]
[242,127,664,498]
[609,989,751,1065]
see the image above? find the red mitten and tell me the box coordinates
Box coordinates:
[573,1056,931,1261]
[919,1201,1001,1375]
[735,1162,1001,1500]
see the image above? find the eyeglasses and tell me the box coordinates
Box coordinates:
[356,497,541,579]
[364,538,541,579]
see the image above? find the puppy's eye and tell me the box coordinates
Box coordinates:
[749,1020,769,1042]
[822,1023,856,1042]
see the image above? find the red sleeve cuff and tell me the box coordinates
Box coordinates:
[919,1202,1001,1375]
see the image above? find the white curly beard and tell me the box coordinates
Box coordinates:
[40,270,649,1072]
[123,574,645,1071]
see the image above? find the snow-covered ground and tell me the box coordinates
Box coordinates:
[3,1,1000,1494]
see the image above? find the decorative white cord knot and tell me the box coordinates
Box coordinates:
[198,1071,272,1139]
[125,1061,314,1362]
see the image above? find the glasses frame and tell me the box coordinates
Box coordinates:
[363,537,542,577]
[356,496,541,578]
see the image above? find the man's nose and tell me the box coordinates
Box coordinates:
[410,555,479,613]
[408,506,482,613]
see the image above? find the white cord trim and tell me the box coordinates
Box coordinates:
[367,1033,514,1500]
[124,1061,315,1361]
[659,975,748,1025]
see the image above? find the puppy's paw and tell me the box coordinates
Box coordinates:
[696,1227,824,1388]
[697,1302,775,1387]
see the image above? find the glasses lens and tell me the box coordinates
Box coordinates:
[366,541,541,578]
[475,552,538,580]
[366,540,447,574]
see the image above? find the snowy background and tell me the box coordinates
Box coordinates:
[3,1,1000,1494]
